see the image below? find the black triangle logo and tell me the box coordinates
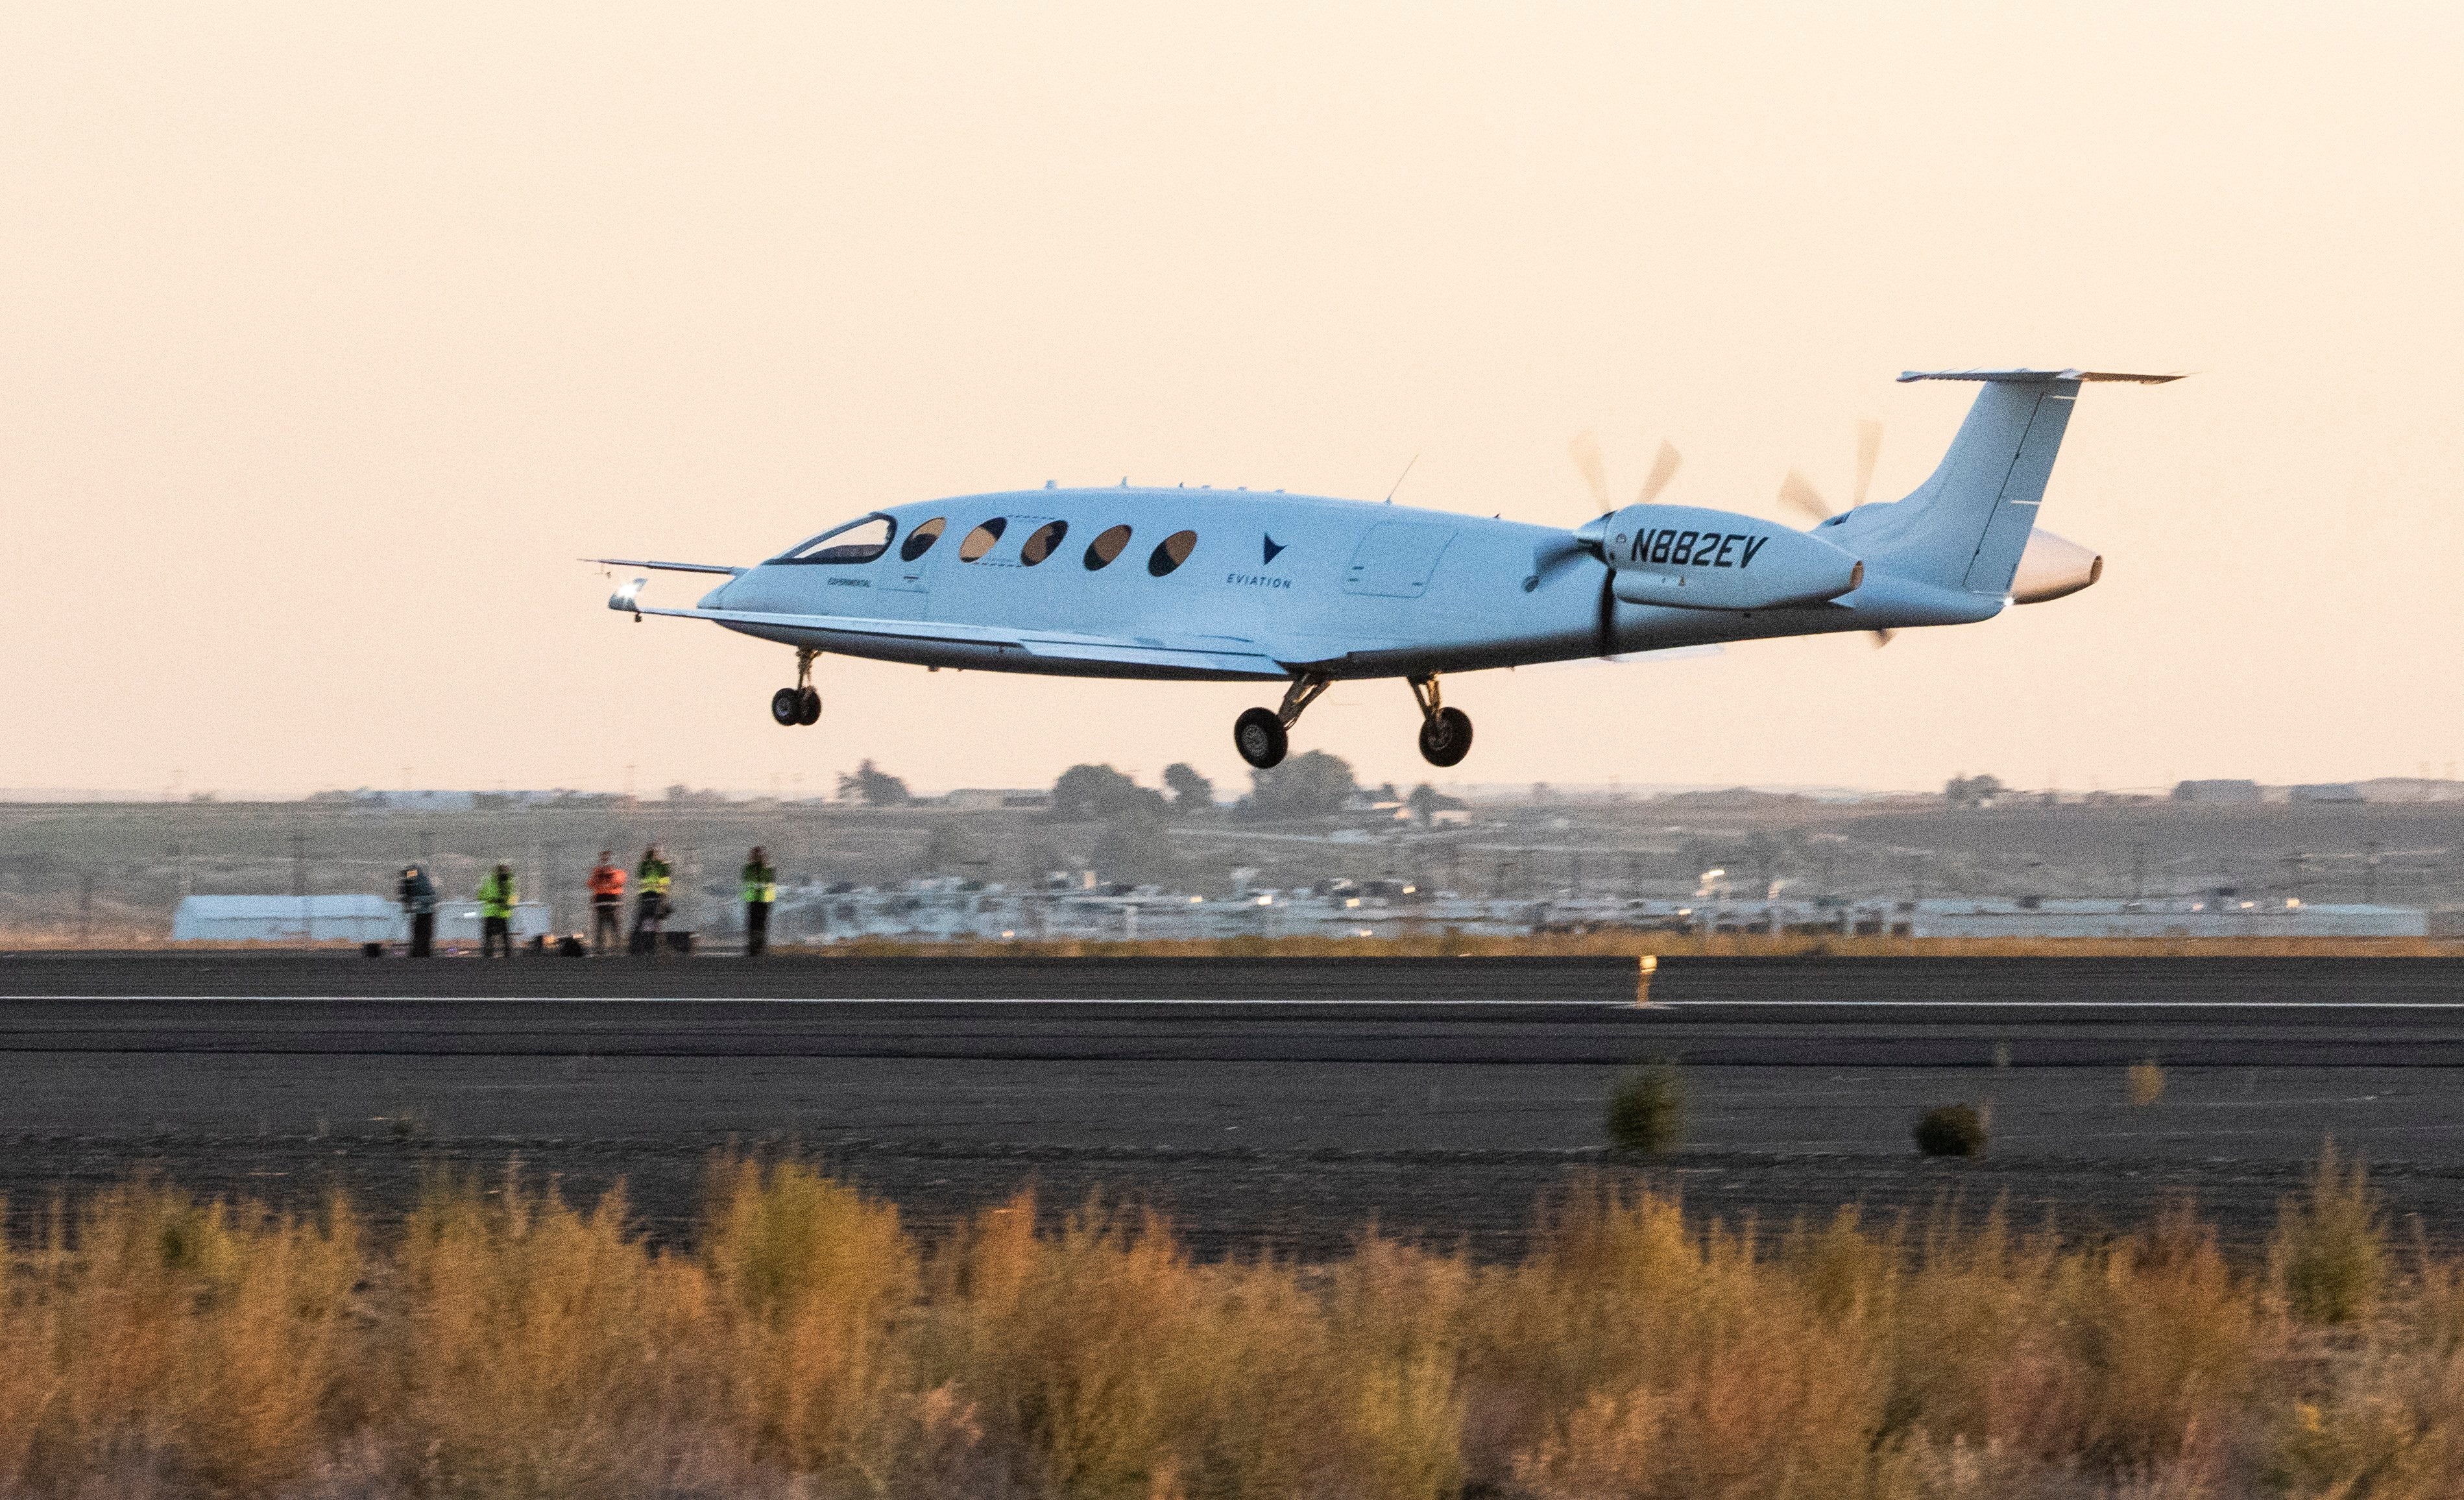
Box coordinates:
[1262,535,1286,564]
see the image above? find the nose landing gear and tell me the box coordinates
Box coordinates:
[1410,675,1473,767]
[769,649,823,727]
[1233,671,1329,769]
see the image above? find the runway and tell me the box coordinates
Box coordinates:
[1,952,2461,1256]
[8,951,2463,1008]
[1,953,2461,1067]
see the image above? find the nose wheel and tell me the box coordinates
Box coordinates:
[1410,675,1473,767]
[770,649,823,727]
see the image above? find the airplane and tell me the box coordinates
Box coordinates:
[594,367,2175,770]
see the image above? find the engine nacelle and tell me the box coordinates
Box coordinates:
[2010,527,2102,604]
[1602,503,1864,611]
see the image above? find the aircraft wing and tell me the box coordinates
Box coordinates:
[620,599,1292,679]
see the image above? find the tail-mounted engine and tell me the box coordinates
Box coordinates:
[1589,503,1865,611]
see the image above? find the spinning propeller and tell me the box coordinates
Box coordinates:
[1776,418,1894,647]
[1534,431,1686,655]
[1532,422,1887,655]
[1776,417,1884,526]
[1568,431,1684,516]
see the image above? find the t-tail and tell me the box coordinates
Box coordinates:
[1836,368,2180,601]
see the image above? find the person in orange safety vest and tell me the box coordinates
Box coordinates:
[586,851,627,956]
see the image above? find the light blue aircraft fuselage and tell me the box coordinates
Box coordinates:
[598,369,2171,768]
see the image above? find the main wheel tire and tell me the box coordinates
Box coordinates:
[1417,705,1473,767]
[1234,707,1288,769]
[770,688,804,727]
[797,686,822,725]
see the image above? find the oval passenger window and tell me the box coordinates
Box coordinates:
[900,517,946,562]
[1147,529,1198,577]
[1083,524,1132,570]
[958,518,1008,562]
[1019,520,1069,566]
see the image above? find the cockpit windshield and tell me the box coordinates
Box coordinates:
[778,514,897,564]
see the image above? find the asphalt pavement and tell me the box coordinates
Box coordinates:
[1,951,2460,1257]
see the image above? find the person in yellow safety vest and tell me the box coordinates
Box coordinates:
[740,845,779,957]
[476,862,517,958]
[632,845,673,955]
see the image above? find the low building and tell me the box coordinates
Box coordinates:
[173,895,402,943]
[2289,784,2363,804]
[2360,778,2464,803]
[2173,779,2264,804]
[1905,897,2426,939]
[172,895,554,945]
[941,788,1053,810]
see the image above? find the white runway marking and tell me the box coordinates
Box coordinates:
[0,994,1638,1007]
[1647,999,2464,1010]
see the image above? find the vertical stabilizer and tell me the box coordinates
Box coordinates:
[1877,369,2176,594]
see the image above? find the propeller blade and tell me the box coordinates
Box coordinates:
[1567,431,1612,513]
[1776,468,1833,525]
[1637,440,1682,505]
[1853,419,1883,507]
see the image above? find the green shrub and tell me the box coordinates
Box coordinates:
[2273,1141,2385,1324]
[1605,1061,1687,1157]
[1913,1104,1988,1157]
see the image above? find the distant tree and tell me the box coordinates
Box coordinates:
[1240,750,1359,821]
[838,759,911,807]
[1092,805,1176,885]
[1046,764,1168,823]
[922,819,987,875]
[1944,773,2006,809]
[1374,782,1401,804]
[1407,782,1464,826]
[1162,763,1215,816]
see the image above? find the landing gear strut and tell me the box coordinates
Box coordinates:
[769,649,823,727]
[1410,675,1473,767]
[1233,671,1329,769]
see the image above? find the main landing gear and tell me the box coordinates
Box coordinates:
[1233,672,1327,769]
[1409,674,1473,768]
[769,648,823,727]
[1229,671,1475,769]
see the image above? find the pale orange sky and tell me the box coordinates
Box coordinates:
[5,3,2460,797]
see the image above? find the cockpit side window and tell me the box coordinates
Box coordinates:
[900,517,947,561]
[779,514,897,564]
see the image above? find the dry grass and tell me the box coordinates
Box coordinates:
[0,1154,2451,1497]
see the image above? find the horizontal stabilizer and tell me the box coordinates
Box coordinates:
[1898,368,2183,385]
